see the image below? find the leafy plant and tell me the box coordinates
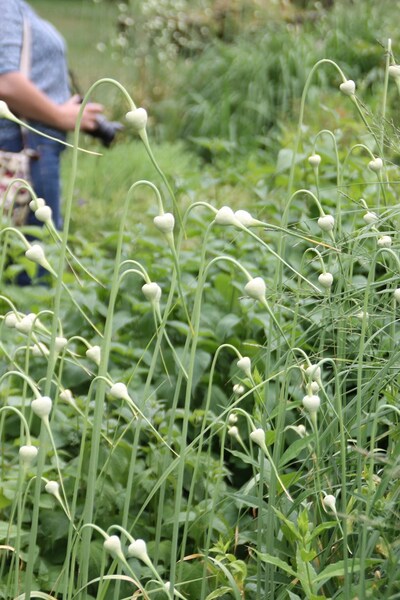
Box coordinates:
[1,7,400,600]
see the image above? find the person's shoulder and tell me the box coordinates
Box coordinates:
[0,0,23,38]
[0,0,23,15]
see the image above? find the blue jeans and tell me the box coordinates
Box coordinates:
[1,126,65,284]
[1,127,65,229]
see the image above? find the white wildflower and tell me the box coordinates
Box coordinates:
[125,107,148,132]
[142,282,162,303]
[302,393,321,414]
[308,154,321,168]
[31,396,52,419]
[318,272,333,289]
[339,80,356,96]
[244,277,266,301]
[153,212,175,234]
[318,214,335,232]
[86,345,101,366]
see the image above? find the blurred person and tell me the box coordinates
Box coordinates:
[0,0,102,233]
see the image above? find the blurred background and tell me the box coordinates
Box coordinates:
[28,0,400,237]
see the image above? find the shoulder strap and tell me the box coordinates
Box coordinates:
[18,17,31,146]
[20,17,31,77]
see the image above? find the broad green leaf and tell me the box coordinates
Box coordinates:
[256,551,297,578]
[278,471,301,491]
[297,509,310,537]
[0,521,29,542]
[0,493,12,511]
[276,148,293,173]
[296,545,317,597]
[300,548,317,562]
[310,521,337,539]
[205,586,233,600]
[215,313,241,339]
[192,348,211,391]
[315,558,381,589]
[229,492,265,509]
[265,429,276,447]
[273,508,302,541]
[228,449,262,469]
[279,435,315,468]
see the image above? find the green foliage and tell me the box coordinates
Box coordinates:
[95,0,400,159]
[1,2,400,599]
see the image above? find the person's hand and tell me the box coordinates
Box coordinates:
[58,95,104,132]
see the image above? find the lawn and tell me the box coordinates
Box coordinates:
[1,1,400,599]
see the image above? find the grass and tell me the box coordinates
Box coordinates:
[62,139,204,239]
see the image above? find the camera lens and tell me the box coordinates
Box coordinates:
[89,115,124,147]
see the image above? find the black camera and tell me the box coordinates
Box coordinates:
[77,95,123,147]
[88,114,124,147]
[71,72,123,147]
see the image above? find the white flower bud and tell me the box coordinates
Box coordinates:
[125,107,148,132]
[228,425,240,439]
[19,445,38,467]
[15,313,36,334]
[339,79,356,96]
[363,211,379,225]
[228,412,238,424]
[389,65,400,78]
[45,480,60,497]
[125,108,147,133]
[244,277,266,301]
[55,336,68,352]
[308,154,321,168]
[104,535,123,558]
[4,312,18,328]
[128,539,150,563]
[355,310,368,321]
[368,157,383,172]
[318,214,335,232]
[142,282,162,303]
[153,212,175,234]
[232,384,245,396]
[234,209,255,226]
[214,206,237,226]
[318,272,333,289]
[25,244,47,267]
[109,382,130,401]
[304,364,321,381]
[31,396,52,419]
[394,288,400,302]
[302,393,321,414]
[310,381,320,394]
[31,342,49,357]
[377,235,392,248]
[60,389,76,406]
[322,494,337,513]
[237,356,251,376]
[293,424,307,437]
[250,428,266,448]
[86,345,101,366]
[29,197,45,211]
[35,206,52,223]
[0,100,15,119]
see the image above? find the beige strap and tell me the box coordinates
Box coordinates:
[19,18,31,145]
[20,18,31,77]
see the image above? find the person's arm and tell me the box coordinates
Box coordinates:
[0,71,103,132]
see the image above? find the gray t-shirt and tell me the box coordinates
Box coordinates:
[0,0,70,142]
